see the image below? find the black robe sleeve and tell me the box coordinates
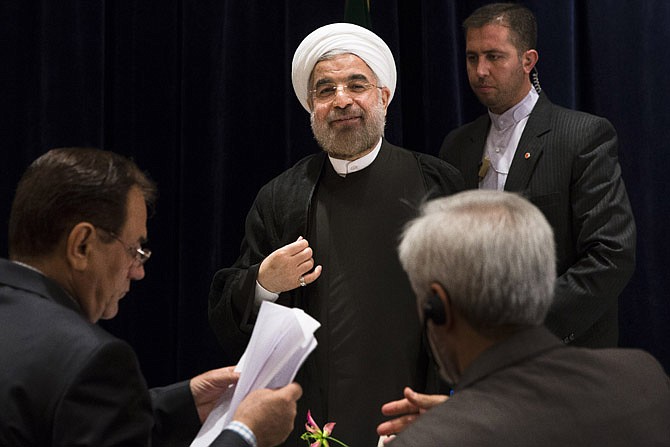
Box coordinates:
[415,151,465,199]
[208,154,325,360]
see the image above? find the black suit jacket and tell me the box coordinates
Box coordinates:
[210,430,252,447]
[392,327,670,447]
[440,93,636,347]
[0,259,232,447]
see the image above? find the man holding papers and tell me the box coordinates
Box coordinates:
[0,148,300,447]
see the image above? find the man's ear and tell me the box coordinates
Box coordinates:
[66,222,95,271]
[429,282,453,330]
[380,86,391,112]
[522,49,539,74]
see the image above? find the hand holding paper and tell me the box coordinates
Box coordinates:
[191,301,320,446]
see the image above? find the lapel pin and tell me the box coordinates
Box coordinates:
[524,152,531,159]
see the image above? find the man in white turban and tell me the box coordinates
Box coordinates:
[291,22,397,113]
[209,23,463,447]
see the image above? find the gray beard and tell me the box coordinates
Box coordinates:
[310,100,386,160]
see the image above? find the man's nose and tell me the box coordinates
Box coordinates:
[128,262,145,280]
[332,85,355,107]
[476,59,490,77]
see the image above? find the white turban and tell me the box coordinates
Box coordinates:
[291,23,397,112]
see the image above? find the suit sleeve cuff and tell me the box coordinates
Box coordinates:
[225,421,257,447]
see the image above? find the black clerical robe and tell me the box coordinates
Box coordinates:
[209,140,464,446]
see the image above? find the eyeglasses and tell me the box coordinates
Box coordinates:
[96,227,151,266]
[309,81,381,102]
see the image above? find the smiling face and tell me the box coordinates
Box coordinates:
[309,53,390,160]
[465,24,536,114]
[77,186,148,323]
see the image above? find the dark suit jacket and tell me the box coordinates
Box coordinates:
[392,327,670,447]
[210,430,252,447]
[0,259,250,447]
[440,93,636,347]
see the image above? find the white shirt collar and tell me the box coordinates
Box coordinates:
[488,88,539,131]
[328,138,382,177]
[12,260,44,275]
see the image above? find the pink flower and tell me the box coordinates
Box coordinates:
[301,410,349,447]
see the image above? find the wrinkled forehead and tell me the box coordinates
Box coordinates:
[309,53,378,85]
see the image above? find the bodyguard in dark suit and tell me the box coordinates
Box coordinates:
[382,190,669,447]
[439,3,636,348]
[0,148,300,447]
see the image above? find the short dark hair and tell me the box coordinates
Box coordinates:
[463,3,537,53]
[9,147,157,259]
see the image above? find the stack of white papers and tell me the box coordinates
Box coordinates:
[190,301,320,446]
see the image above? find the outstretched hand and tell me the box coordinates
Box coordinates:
[376,387,449,442]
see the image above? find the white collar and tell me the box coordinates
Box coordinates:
[488,88,539,131]
[12,260,44,275]
[328,138,382,177]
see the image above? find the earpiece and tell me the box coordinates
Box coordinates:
[423,293,446,325]
[531,66,542,93]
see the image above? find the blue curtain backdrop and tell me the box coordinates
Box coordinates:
[1,0,668,386]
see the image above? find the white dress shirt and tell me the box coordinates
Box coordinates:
[480,88,539,190]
